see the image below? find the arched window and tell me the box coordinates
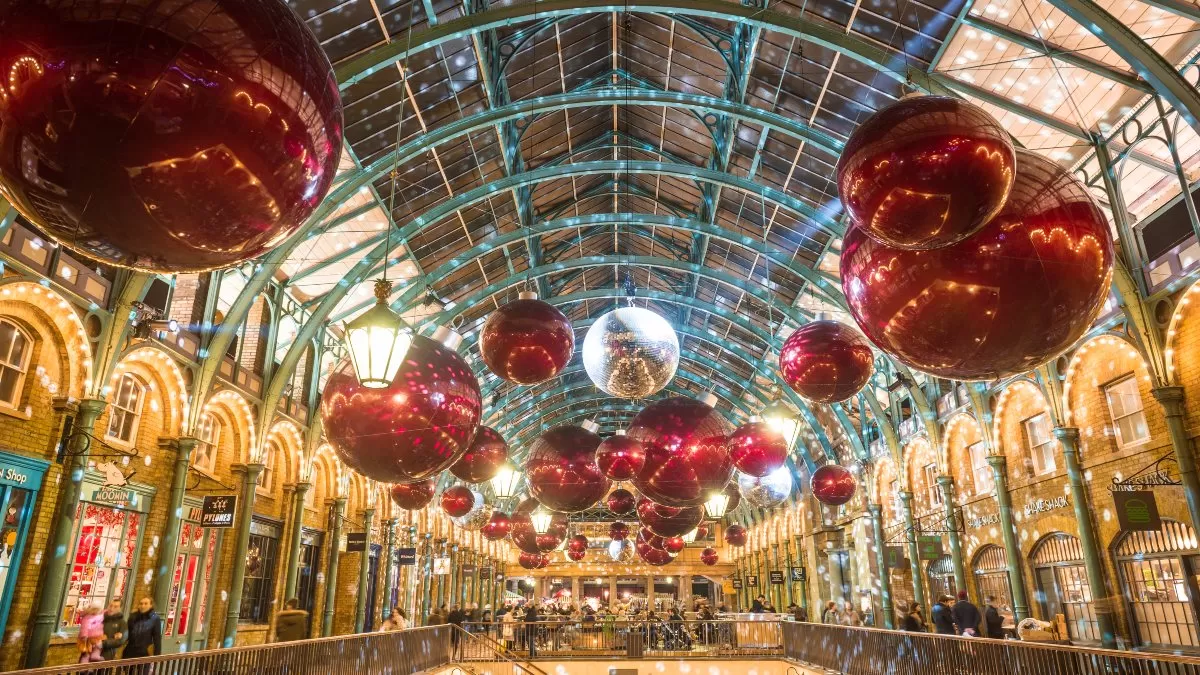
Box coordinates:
[968,442,993,495]
[0,318,31,409]
[1104,375,1150,448]
[105,373,145,445]
[256,442,276,495]
[193,413,221,475]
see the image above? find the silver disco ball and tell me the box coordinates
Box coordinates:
[451,491,491,531]
[608,537,636,562]
[737,466,793,509]
[582,306,680,399]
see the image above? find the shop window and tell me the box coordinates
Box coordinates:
[969,442,993,495]
[256,443,275,495]
[105,373,145,445]
[1023,413,1056,475]
[193,413,220,476]
[1031,533,1099,644]
[923,463,942,508]
[1105,376,1150,448]
[242,519,280,624]
[1116,520,1200,650]
[972,545,1014,628]
[926,554,956,600]
[0,319,30,409]
[62,503,142,629]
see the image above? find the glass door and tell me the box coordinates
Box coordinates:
[364,544,380,631]
[296,531,323,637]
[0,484,34,635]
[163,522,220,653]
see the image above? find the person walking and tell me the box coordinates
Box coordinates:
[501,606,516,650]
[750,595,767,613]
[901,603,925,632]
[124,597,162,658]
[76,606,105,663]
[428,605,446,626]
[100,599,127,661]
[931,595,956,635]
[821,601,839,624]
[983,596,1005,639]
[274,598,309,641]
[951,591,981,637]
[524,603,540,658]
[447,605,466,657]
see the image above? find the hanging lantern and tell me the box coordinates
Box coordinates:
[530,506,555,534]
[811,465,858,506]
[681,528,698,544]
[490,463,524,501]
[343,279,414,388]
[480,291,574,385]
[510,512,542,555]
[582,306,680,399]
[724,524,748,547]
[700,548,719,566]
[760,399,803,451]
[778,321,873,404]
[728,419,789,477]
[703,490,731,519]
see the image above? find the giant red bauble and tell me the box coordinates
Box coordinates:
[837,96,1015,250]
[629,397,734,507]
[0,0,343,273]
[597,433,646,481]
[609,521,631,541]
[700,548,719,566]
[841,149,1113,380]
[606,488,637,516]
[441,485,475,518]
[811,465,858,506]
[696,523,710,539]
[510,512,542,555]
[724,524,748,547]
[567,549,586,562]
[321,336,482,483]
[636,497,704,538]
[481,511,512,541]
[568,534,589,552]
[536,515,570,552]
[526,425,611,512]
[778,321,874,404]
[728,421,790,477]
[723,483,742,514]
[389,480,436,511]
[662,537,685,554]
[518,552,551,570]
[515,498,540,514]
[480,295,574,384]
[638,526,669,551]
[635,534,674,566]
[450,426,508,483]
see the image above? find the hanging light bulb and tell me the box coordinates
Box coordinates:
[342,279,413,388]
[703,490,731,519]
[682,528,698,544]
[490,462,523,500]
[761,398,802,451]
[531,506,554,534]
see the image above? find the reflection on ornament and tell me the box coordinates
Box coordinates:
[811,465,858,506]
[597,432,647,481]
[629,396,735,507]
[583,307,680,399]
[724,524,747,547]
[480,293,574,385]
[778,321,874,404]
[441,485,476,518]
[608,538,635,563]
[450,426,508,483]
[700,547,719,566]
[390,480,436,511]
[609,521,631,541]
[451,493,491,531]
[606,488,637,516]
[728,421,789,477]
[481,512,512,541]
[737,466,793,509]
[526,425,610,513]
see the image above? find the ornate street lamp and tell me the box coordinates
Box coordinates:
[703,490,731,519]
[531,506,554,534]
[490,462,523,501]
[761,398,803,450]
[342,279,413,388]
[682,528,698,544]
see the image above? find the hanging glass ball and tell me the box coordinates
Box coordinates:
[390,480,436,511]
[480,293,574,385]
[723,483,742,514]
[610,521,631,541]
[451,494,491,531]
[450,425,508,483]
[841,148,1113,381]
[597,433,647,481]
[582,307,680,399]
[811,465,858,506]
[0,0,344,273]
[837,96,1016,250]
[701,548,719,566]
[662,537,685,554]
[568,534,589,552]
[724,524,748,547]
[606,488,637,516]
[481,511,512,541]
[635,531,675,566]
[636,496,704,538]
[519,552,551,570]
[536,515,569,553]
[728,421,789,477]
[737,466,794,509]
[526,425,610,513]
[321,336,481,484]
[608,538,636,563]
[778,321,874,404]
[567,549,586,562]
[441,485,476,518]
[629,396,735,507]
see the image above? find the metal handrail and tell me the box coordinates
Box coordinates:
[453,625,550,675]
[460,619,784,659]
[780,621,1200,674]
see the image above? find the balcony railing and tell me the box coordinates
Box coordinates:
[460,620,783,659]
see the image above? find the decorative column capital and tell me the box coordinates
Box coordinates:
[935,474,954,489]
[1052,426,1081,444]
[898,490,914,504]
[1153,386,1186,415]
[985,454,1007,470]
[293,481,312,495]
[867,503,883,518]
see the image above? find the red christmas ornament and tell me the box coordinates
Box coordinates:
[321,336,481,483]
[724,524,748,547]
[700,548,719,566]
[841,149,1113,380]
[696,523,711,539]
[638,526,669,551]
[0,0,343,273]
[597,433,647,481]
[609,521,631,541]
[635,535,674,566]
[568,534,589,552]
[481,511,512,541]
[389,480,436,511]
[519,552,550,570]
[663,537,685,554]
[837,96,1015,250]
[629,397,735,507]
[728,422,789,477]
[778,321,874,404]
[567,549,586,562]
[536,515,570,552]
[441,486,476,518]
[526,425,611,513]
[480,294,575,384]
[516,497,540,514]
[510,512,542,555]
[606,488,637,516]
[450,426,508,483]
[636,497,704,538]
[811,465,858,506]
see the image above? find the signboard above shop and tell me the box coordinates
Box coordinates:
[200,495,236,528]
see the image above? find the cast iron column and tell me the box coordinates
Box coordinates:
[321,497,346,636]
[936,476,968,596]
[987,455,1030,622]
[222,462,264,646]
[153,437,198,613]
[1153,386,1200,532]
[793,535,809,612]
[868,504,894,629]
[899,491,927,616]
[380,518,398,619]
[282,482,312,600]
[354,507,375,632]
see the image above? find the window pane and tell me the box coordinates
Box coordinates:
[0,322,16,363]
[8,328,27,367]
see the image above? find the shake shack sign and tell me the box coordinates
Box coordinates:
[966,513,1000,529]
[1023,496,1069,518]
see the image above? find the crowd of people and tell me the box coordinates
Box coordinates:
[898,591,1006,638]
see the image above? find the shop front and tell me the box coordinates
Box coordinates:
[926,554,957,600]
[1030,532,1100,644]
[297,528,323,625]
[1115,519,1200,652]
[162,498,224,653]
[0,451,49,636]
[972,544,1014,625]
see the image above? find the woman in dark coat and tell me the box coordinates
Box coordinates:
[123,597,162,658]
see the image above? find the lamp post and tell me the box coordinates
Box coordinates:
[342,279,412,388]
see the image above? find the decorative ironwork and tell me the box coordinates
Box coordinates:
[1110,451,1182,491]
